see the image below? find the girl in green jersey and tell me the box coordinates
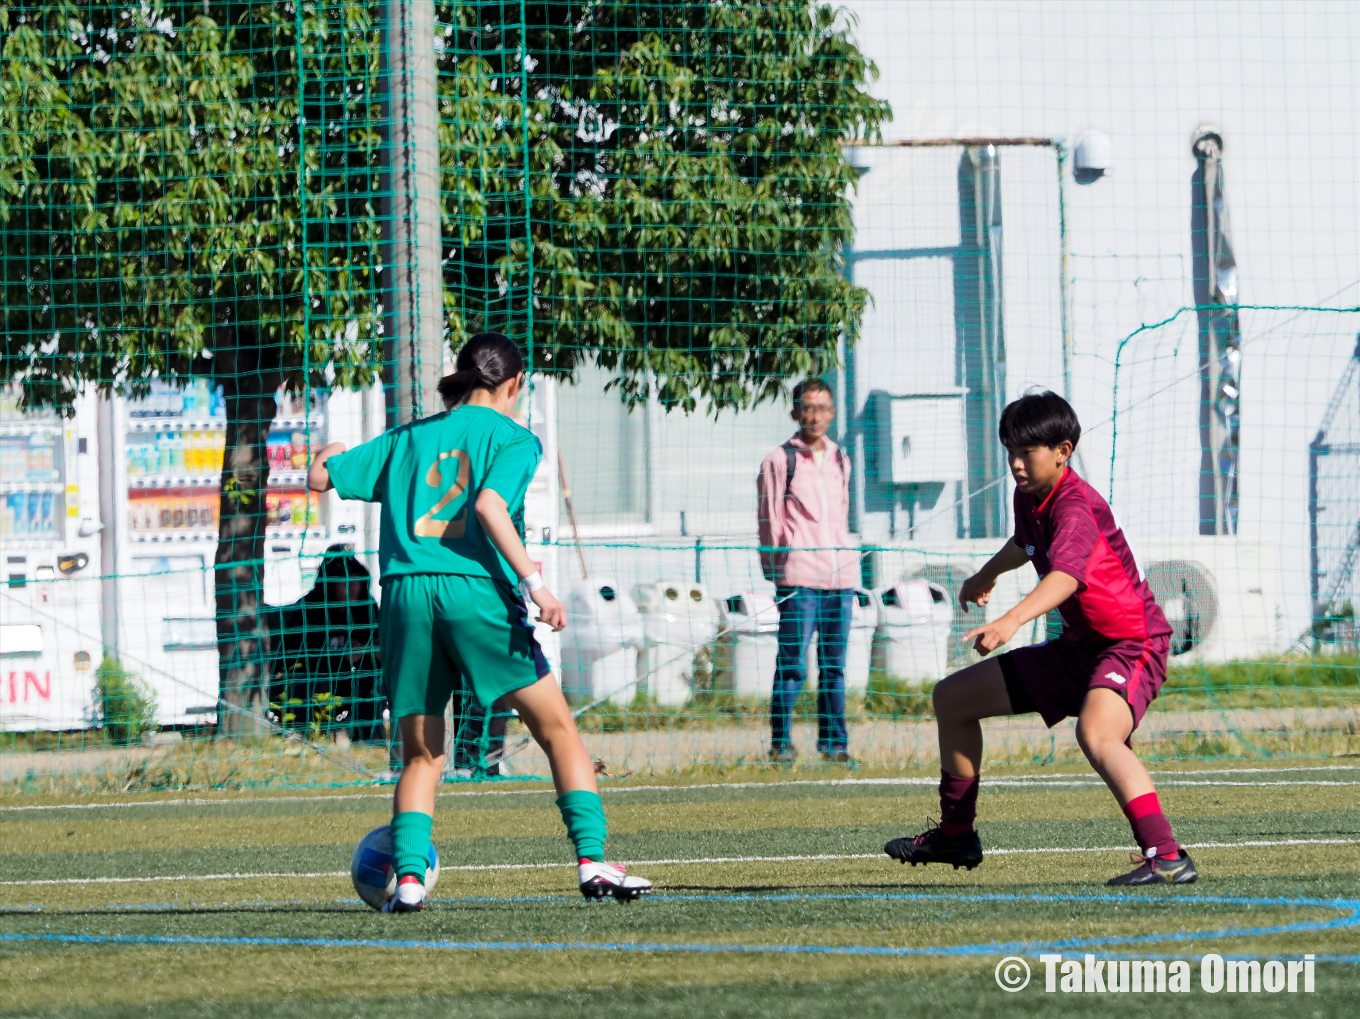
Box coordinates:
[309,333,651,911]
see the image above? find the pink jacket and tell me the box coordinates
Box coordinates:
[757,434,859,590]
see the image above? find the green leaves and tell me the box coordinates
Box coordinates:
[0,1,383,408]
[3,1,888,414]
[442,0,890,413]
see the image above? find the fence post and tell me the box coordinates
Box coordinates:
[97,394,119,655]
[381,0,443,427]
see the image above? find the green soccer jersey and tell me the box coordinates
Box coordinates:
[326,405,541,586]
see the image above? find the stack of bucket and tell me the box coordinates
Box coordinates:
[632,581,721,705]
[873,579,952,686]
[716,590,780,697]
[559,581,642,707]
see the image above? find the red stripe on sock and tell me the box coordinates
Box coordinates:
[1124,792,1161,821]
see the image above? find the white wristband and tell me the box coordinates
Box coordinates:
[519,571,545,595]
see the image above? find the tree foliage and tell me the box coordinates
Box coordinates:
[0,1,383,731]
[1,0,887,726]
[4,1,887,411]
[0,1,383,409]
[441,0,890,411]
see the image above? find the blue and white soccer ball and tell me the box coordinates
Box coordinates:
[350,824,440,911]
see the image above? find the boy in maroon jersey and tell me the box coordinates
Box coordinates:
[884,391,1197,885]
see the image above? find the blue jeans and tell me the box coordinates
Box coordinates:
[770,587,852,754]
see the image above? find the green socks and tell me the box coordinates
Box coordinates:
[390,794,605,878]
[390,811,434,881]
[556,789,607,862]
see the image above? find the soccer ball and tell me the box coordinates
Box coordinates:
[350,824,440,911]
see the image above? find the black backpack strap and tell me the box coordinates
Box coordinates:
[783,442,798,501]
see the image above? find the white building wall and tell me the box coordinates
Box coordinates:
[841,0,1360,639]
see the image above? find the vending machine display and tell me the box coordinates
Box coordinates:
[0,391,64,539]
[125,381,326,543]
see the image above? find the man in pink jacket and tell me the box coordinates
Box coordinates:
[757,379,860,763]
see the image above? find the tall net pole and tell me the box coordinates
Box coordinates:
[96,394,119,655]
[1192,127,1242,536]
[382,0,443,426]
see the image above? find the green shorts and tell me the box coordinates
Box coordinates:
[379,573,551,718]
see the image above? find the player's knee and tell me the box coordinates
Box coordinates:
[526,707,574,748]
[1074,718,1118,762]
[932,676,966,722]
[402,745,441,768]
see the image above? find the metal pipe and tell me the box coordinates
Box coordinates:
[847,137,1058,149]
[96,393,119,655]
[360,381,378,581]
[381,0,442,427]
[645,374,662,528]
[1055,140,1075,404]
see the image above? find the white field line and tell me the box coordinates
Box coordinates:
[6,765,1360,813]
[5,837,1359,888]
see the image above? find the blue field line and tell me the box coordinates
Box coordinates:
[3,925,1355,961]
[5,892,1359,961]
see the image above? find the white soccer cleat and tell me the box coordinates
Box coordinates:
[381,875,427,913]
[578,860,653,902]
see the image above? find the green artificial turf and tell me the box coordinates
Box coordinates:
[1,762,1358,1017]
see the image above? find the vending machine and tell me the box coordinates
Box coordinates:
[113,380,334,727]
[0,388,104,730]
[1,376,561,735]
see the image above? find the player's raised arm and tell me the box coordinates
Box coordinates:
[307,442,348,493]
[474,487,566,632]
[964,569,1080,656]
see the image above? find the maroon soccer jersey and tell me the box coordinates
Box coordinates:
[1012,467,1171,645]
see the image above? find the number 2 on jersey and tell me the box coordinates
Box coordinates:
[413,450,471,538]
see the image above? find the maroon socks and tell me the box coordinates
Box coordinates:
[1124,792,1181,860]
[938,769,979,838]
[936,772,1180,859]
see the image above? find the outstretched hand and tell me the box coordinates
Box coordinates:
[958,571,996,612]
[963,612,1021,656]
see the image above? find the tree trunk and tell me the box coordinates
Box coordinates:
[213,333,283,736]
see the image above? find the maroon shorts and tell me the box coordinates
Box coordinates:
[997,634,1169,731]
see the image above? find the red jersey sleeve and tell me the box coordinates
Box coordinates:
[1045,491,1099,588]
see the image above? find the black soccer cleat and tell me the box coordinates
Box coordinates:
[579,861,654,902]
[1107,849,1199,885]
[884,820,984,871]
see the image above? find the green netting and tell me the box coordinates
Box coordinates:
[2,2,1360,793]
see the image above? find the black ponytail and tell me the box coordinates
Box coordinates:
[437,332,525,408]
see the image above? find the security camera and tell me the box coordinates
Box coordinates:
[1073,131,1112,184]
